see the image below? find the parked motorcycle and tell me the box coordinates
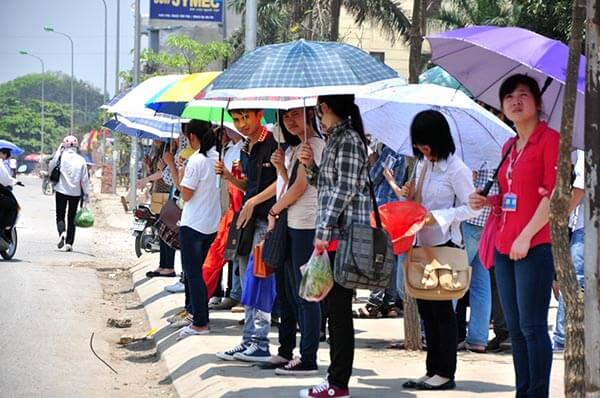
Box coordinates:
[40,169,53,195]
[132,205,160,258]
[1,182,23,261]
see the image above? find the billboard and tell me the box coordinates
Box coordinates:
[150,0,223,23]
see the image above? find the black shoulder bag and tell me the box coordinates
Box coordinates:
[49,154,62,184]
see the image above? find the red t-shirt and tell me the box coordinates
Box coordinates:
[492,121,560,255]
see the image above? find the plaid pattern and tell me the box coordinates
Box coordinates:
[306,120,371,242]
[211,40,398,90]
[467,168,498,227]
[369,146,407,206]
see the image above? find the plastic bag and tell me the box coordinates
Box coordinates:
[299,250,333,302]
[75,207,94,228]
[370,201,427,254]
[241,253,277,313]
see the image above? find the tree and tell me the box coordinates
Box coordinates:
[434,0,522,29]
[517,0,573,43]
[548,0,587,396]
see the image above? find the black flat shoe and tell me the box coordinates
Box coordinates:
[146,270,176,278]
[402,380,420,389]
[416,380,456,391]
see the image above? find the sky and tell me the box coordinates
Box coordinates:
[0,0,151,99]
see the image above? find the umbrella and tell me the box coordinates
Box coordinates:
[427,26,585,148]
[103,119,172,142]
[145,71,221,116]
[202,39,403,99]
[0,139,24,157]
[114,114,184,140]
[419,66,471,96]
[357,84,516,170]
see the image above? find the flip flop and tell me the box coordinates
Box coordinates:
[146,270,177,278]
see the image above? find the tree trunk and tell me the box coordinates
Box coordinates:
[584,1,600,395]
[329,0,342,41]
[549,0,587,396]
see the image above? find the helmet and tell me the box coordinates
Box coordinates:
[63,135,79,148]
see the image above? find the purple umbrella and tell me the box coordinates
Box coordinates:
[427,26,585,149]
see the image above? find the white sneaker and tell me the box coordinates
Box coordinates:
[177,325,210,340]
[57,232,66,249]
[65,244,73,252]
[165,281,185,293]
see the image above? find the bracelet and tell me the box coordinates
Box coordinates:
[269,210,279,219]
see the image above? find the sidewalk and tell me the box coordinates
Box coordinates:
[96,191,565,398]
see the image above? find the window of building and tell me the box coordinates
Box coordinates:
[369,51,385,63]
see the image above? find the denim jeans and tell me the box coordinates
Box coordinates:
[238,220,270,351]
[180,226,216,327]
[495,244,554,398]
[229,258,242,302]
[395,253,407,300]
[277,228,321,366]
[553,228,585,347]
[159,238,175,269]
[463,223,491,346]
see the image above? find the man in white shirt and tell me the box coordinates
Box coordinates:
[0,148,18,251]
[49,136,90,252]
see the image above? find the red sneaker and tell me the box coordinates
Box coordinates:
[299,380,350,398]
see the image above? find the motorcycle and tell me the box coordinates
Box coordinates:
[132,205,160,258]
[1,182,23,261]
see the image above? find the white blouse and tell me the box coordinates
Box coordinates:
[415,154,481,247]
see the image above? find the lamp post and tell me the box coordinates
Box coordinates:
[113,0,120,194]
[44,26,74,134]
[19,50,45,160]
[128,0,141,208]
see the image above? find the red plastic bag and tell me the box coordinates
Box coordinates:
[370,201,427,255]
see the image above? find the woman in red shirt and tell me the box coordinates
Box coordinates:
[470,74,559,398]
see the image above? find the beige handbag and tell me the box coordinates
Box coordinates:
[403,161,471,301]
[150,192,170,214]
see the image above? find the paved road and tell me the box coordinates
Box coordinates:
[0,175,113,397]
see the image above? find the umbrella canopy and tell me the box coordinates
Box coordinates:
[203,39,402,98]
[419,66,471,96]
[103,119,172,142]
[357,84,515,170]
[145,71,221,116]
[0,139,24,157]
[115,114,184,140]
[427,26,585,148]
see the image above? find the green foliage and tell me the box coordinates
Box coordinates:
[0,72,104,154]
[517,0,572,43]
[434,0,522,29]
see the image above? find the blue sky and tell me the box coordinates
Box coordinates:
[0,0,149,98]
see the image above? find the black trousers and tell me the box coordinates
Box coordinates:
[55,192,81,245]
[0,191,18,236]
[325,251,354,389]
[417,299,458,379]
[490,266,509,340]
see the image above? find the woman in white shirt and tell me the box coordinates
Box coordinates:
[177,120,221,339]
[268,107,325,375]
[400,110,479,391]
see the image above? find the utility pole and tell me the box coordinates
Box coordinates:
[113,0,120,194]
[128,0,141,209]
[19,51,45,159]
[585,0,600,395]
[245,0,257,52]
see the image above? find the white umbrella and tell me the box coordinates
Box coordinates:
[357,84,516,170]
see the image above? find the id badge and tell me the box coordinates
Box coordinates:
[502,193,518,212]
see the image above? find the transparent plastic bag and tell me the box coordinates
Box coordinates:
[75,207,94,228]
[299,250,333,302]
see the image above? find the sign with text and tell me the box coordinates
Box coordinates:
[150,0,223,22]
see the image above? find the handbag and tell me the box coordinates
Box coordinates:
[150,192,170,215]
[49,154,62,184]
[333,132,395,290]
[403,161,471,300]
[253,242,275,278]
[262,160,300,269]
[157,199,182,249]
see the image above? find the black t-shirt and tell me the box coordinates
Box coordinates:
[240,132,278,221]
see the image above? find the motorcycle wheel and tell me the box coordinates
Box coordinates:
[1,228,17,260]
[134,233,143,258]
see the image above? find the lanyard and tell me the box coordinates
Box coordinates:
[505,141,527,193]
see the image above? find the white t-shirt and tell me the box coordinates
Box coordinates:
[224,140,243,172]
[50,148,90,197]
[569,150,585,231]
[180,148,221,234]
[276,137,326,230]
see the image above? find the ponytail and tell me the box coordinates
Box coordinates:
[350,103,367,145]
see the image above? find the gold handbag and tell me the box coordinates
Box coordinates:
[404,246,471,301]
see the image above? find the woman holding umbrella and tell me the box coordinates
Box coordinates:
[298,94,370,398]
[470,74,559,398]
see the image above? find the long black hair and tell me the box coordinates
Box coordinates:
[277,107,319,147]
[318,94,366,143]
[185,119,216,156]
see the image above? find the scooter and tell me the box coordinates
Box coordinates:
[132,205,160,258]
[1,182,23,261]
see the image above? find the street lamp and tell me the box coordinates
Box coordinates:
[100,0,108,104]
[19,50,45,159]
[44,26,74,134]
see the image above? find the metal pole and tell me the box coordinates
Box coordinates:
[245,0,257,52]
[584,0,600,394]
[20,51,45,162]
[112,0,120,194]
[68,35,74,134]
[101,0,108,166]
[128,0,141,209]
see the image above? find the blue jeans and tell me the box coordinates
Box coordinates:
[230,258,242,302]
[277,228,321,366]
[395,253,407,299]
[553,228,585,347]
[463,223,491,346]
[238,220,270,351]
[495,244,554,398]
[180,226,216,327]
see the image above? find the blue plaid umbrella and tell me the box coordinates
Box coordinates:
[204,40,403,99]
[103,118,175,142]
